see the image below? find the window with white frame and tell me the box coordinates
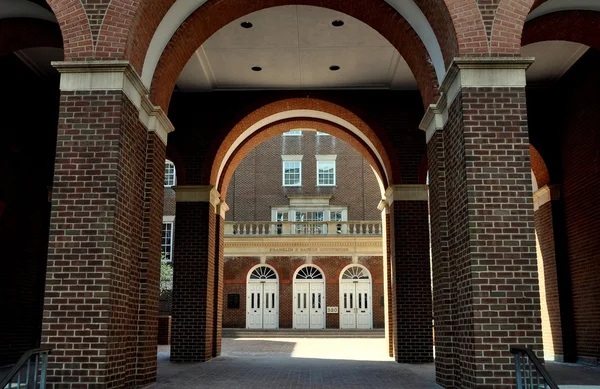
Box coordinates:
[317,160,336,186]
[283,130,302,136]
[161,221,174,262]
[282,156,302,186]
[164,160,176,187]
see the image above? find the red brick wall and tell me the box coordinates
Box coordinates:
[171,202,216,362]
[442,87,542,388]
[42,92,149,388]
[390,200,433,363]
[558,50,600,363]
[223,256,384,329]
[228,131,382,222]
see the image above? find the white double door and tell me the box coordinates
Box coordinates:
[246,282,278,329]
[293,282,325,329]
[340,282,372,329]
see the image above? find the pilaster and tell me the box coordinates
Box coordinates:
[422,58,542,388]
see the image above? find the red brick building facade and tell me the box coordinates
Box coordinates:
[1,1,600,388]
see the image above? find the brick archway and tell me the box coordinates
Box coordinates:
[207,98,398,197]
[218,119,388,201]
[530,144,550,188]
[46,0,92,60]
[148,1,441,110]
[0,18,63,56]
[522,10,600,51]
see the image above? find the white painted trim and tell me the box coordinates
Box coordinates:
[282,160,302,187]
[217,201,229,218]
[52,61,174,146]
[314,154,337,161]
[316,160,336,187]
[527,0,600,21]
[173,185,220,206]
[533,184,560,211]
[141,0,445,89]
[338,264,373,330]
[163,215,176,222]
[281,155,303,161]
[292,264,326,329]
[385,185,429,203]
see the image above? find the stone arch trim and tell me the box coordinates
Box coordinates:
[218,119,388,200]
[530,144,550,188]
[206,98,398,192]
[0,18,63,56]
[46,0,93,60]
[522,10,600,51]
[149,0,439,110]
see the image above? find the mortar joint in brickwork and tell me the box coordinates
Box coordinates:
[52,60,173,145]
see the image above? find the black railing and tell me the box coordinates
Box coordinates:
[0,348,52,389]
[511,347,559,389]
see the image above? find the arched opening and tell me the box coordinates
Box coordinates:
[293,264,326,329]
[246,265,280,329]
[0,0,64,368]
[339,265,373,329]
[521,6,600,365]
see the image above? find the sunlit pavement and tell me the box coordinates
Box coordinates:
[154,338,440,389]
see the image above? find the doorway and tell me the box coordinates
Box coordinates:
[293,265,326,329]
[339,265,373,329]
[246,265,279,329]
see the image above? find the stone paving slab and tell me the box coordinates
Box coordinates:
[154,338,441,389]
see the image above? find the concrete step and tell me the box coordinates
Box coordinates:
[222,328,385,338]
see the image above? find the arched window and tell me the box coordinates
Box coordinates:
[295,265,324,280]
[164,160,176,187]
[341,266,370,280]
[249,266,277,280]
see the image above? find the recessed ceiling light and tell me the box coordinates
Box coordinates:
[329,65,340,71]
[241,21,253,29]
[332,20,344,27]
[252,66,262,72]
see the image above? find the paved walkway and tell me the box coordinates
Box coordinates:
[154,338,441,389]
[546,361,600,389]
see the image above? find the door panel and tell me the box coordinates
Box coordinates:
[294,282,310,329]
[309,282,325,329]
[340,283,356,329]
[263,283,278,329]
[356,282,371,329]
[247,283,263,329]
[339,282,372,329]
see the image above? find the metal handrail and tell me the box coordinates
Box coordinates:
[0,348,52,389]
[511,347,559,389]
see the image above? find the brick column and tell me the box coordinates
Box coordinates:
[387,185,433,363]
[170,186,220,362]
[378,200,395,357]
[534,185,576,362]
[421,58,543,388]
[42,62,173,388]
[212,202,227,357]
[426,121,458,387]
[136,131,167,385]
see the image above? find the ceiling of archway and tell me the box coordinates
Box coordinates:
[176,5,419,91]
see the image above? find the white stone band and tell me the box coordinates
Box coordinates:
[384,185,429,204]
[174,185,220,208]
[419,57,534,143]
[534,185,560,211]
[52,61,174,146]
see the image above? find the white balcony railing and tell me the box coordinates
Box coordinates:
[224,221,382,236]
